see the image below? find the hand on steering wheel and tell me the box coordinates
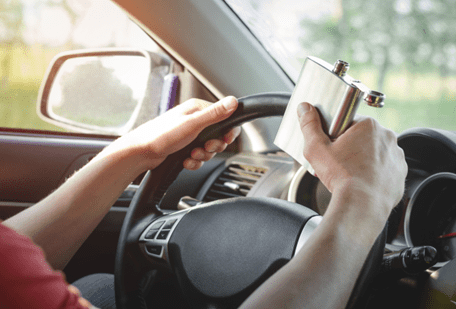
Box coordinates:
[114,93,391,309]
[105,96,241,172]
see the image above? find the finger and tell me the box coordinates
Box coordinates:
[297,102,330,159]
[190,96,238,127]
[223,126,241,144]
[204,139,227,153]
[191,147,217,161]
[176,98,212,115]
[183,158,204,170]
[351,113,370,124]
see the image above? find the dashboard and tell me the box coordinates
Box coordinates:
[184,127,456,268]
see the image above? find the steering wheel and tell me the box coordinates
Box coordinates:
[114,93,386,309]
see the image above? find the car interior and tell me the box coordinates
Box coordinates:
[1,0,456,308]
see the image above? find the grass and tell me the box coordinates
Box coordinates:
[0,82,66,132]
[0,44,68,132]
[358,97,456,133]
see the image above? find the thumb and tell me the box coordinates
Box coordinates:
[297,102,330,158]
[193,96,238,127]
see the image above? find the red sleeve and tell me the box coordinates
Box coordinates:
[0,223,91,309]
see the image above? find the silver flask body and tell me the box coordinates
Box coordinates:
[274,56,384,172]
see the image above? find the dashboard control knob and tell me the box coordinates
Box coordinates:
[381,246,438,275]
[375,246,437,288]
[402,246,438,273]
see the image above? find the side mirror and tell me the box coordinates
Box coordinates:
[37,49,174,135]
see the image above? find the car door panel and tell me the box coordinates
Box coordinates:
[0,132,113,280]
[0,133,111,205]
[0,130,228,282]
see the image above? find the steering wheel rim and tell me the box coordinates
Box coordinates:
[114,92,386,309]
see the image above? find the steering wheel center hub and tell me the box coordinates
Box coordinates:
[168,197,317,301]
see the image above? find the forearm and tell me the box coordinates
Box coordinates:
[240,183,388,309]
[2,143,149,270]
[1,97,240,271]
[243,102,406,308]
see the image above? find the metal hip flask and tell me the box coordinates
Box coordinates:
[274,56,384,173]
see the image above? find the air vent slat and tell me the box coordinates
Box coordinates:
[227,167,265,177]
[239,189,250,195]
[202,163,268,202]
[205,196,220,202]
[210,189,246,198]
[213,182,253,189]
[217,178,256,187]
[222,172,259,182]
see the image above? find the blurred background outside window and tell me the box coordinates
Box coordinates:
[0,0,159,132]
[227,0,456,133]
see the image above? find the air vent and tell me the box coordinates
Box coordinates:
[203,163,268,202]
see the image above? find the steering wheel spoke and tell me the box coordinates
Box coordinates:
[139,210,189,265]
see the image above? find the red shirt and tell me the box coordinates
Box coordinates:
[0,223,91,308]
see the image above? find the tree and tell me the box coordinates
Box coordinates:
[299,0,456,91]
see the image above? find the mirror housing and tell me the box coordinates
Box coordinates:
[37,48,173,135]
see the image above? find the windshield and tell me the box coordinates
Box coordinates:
[226,0,456,133]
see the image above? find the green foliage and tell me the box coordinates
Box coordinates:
[299,0,456,132]
[0,0,454,135]
[300,0,456,88]
[358,96,456,133]
[0,82,65,131]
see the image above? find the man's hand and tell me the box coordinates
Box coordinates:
[297,102,407,217]
[104,96,241,171]
[241,102,408,309]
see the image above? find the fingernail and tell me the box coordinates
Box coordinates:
[221,96,237,112]
[297,103,311,117]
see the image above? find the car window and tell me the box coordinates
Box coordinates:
[0,0,162,134]
[226,0,456,133]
